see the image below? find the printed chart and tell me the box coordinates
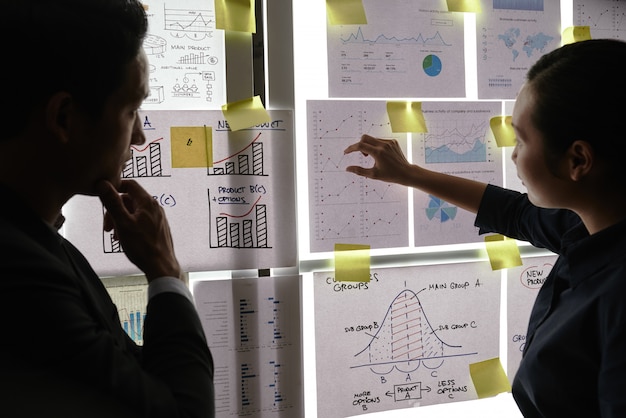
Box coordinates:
[307,100,409,252]
[62,110,296,276]
[476,0,560,99]
[314,262,501,417]
[193,275,303,418]
[574,0,626,40]
[412,101,503,246]
[103,276,149,345]
[327,0,465,97]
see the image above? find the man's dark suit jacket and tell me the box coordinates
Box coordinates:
[0,184,215,417]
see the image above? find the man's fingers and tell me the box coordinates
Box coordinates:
[115,179,142,194]
[96,180,136,230]
[97,180,122,213]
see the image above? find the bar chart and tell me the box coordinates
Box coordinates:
[123,138,168,178]
[208,133,266,176]
[104,277,148,346]
[120,309,146,344]
[208,190,270,249]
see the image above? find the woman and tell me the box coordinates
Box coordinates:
[344,39,626,417]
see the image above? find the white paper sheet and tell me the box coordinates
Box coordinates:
[574,0,626,40]
[412,101,503,246]
[314,262,501,418]
[476,0,561,99]
[506,255,557,380]
[62,110,297,276]
[103,275,149,345]
[193,275,304,418]
[141,0,226,109]
[306,100,410,253]
[327,0,465,98]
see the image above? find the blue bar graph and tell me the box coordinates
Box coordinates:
[122,310,145,344]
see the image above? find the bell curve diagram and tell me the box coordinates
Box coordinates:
[351,288,476,375]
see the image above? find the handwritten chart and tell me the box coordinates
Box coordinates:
[506,255,557,380]
[62,110,296,276]
[314,262,500,417]
[141,0,226,109]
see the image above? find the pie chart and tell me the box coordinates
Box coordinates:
[423,54,442,77]
[425,195,457,222]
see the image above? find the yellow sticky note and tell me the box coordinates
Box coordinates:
[490,116,516,147]
[562,26,591,45]
[221,96,270,132]
[334,244,370,282]
[484,234,522,270]
[469,358,512,399]
[326,0,367,25]
[446,0,481,12]
[171,126,213,168]
[215,0,256,33]
[386,101,427,133]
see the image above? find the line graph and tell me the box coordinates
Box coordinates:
[327,4,465,98]
[307,101,409,251]
[164,7,215,40]
[412,102,502,246]
[575,0,626,39]
[426,121,488,163]
[341,27,452,46]
[219,196,263,218]
[421,119,492,164]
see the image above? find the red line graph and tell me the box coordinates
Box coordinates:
[213,133,262,165]
[131,137,163,152]
[219,195,262,218]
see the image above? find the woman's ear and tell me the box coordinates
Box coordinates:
[44,92,73,144]
[567,140,594,181]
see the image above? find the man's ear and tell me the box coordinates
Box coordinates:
[567,140,594,181]
[44,92,73,144]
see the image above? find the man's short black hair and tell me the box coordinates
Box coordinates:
[0,0,148,141]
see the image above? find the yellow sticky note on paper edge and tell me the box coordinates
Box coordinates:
[222,96,270,132]
[171,126,213,168]
[469,358,511,399]
[326,0,367,25]
[334,243,370,282]
[446,0,481,12]
[484,234,522,270]
[490,116,516,147]
[562,26,591,45]
[215,0,256,33]
[387,101,427,133]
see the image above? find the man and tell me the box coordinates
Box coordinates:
[0,1,215,416]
